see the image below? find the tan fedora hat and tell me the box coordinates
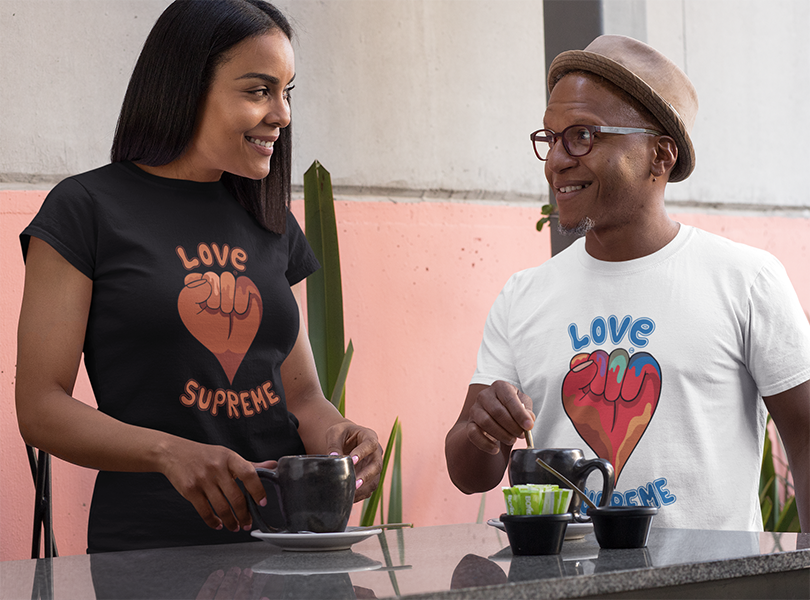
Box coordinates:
[548,35,698,182]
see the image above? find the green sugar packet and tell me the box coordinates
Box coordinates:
[502,487,519,515]
[503,484,573,515]
[518,485,539,515]
[552,488,573,514]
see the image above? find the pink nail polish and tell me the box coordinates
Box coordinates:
[355,478,363,489]
[329,451,339,456]
[260,498,267,507]
[351,455,359,465]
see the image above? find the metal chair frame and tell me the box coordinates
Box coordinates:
[26,445,58,559]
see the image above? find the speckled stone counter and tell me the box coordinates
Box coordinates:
[2,524,808,599]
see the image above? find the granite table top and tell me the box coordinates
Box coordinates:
[2,524,808,599]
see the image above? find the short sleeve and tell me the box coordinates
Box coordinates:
[746,256,810,396]
[470,276,521,387]
[20,177,99,278]
[284,211,320,286]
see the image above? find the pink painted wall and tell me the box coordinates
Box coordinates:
[1,189,808,560]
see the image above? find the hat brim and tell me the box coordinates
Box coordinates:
[548,51,695,183]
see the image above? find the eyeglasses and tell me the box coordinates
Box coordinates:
[530,124,663,161]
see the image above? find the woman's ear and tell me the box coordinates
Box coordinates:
[651,136,678,180]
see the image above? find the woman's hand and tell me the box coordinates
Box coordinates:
[282,283,384,501]
[325,421,383,501]
[158,438,269,533]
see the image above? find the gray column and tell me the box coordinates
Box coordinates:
[542,0,647,256]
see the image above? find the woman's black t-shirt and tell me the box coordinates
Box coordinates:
[21,161,320,552]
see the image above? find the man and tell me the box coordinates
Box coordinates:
[445,35,810,531]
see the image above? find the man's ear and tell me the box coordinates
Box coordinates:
[651,136,678,180]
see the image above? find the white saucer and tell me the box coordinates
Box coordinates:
[487,518,593,540]
[251,527,383,552]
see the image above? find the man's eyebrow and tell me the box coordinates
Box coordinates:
[236,72,296,85]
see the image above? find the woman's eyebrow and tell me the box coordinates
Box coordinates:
[237,72,296,85]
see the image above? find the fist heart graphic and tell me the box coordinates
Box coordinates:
[178,272,263,384]
[562,349,661,481]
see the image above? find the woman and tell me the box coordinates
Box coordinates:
[16,0,382,553]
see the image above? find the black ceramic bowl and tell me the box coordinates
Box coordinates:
[588,506,658,549]
[500,513,571,555]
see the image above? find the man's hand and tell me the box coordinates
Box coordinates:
[465,381,535,454]
[445,382,534,494]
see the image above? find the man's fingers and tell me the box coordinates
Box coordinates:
[472,391,524,442]
[517,390,534,416]
[491,382,534,431]
[465,422,501,454]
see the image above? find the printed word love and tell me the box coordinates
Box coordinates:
[568,315,655,351]
[176,243,248,272]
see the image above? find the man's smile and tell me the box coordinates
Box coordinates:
[557,183,591,194]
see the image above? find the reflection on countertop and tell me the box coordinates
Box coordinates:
[2,525,808,600]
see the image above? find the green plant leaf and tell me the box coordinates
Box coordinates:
[760,495,773,526]
[760,428,774,496]
[329,340,353,416]
[774,496,800,532]
[304,161,345,399]
[387,421,403,524]
[360,417,399,527]
[536,203,558,232]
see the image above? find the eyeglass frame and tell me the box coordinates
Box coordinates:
[530,124,664,162]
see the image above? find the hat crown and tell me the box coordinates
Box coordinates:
[583,35,698,132]
[548,35,698,182]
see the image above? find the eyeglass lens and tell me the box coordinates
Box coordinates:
[533,126,593,160]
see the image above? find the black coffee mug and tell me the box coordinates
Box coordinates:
[241,455,355,533]
[508,448,615,523]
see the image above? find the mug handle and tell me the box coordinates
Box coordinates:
[236,467,282,533]
[578,458,616,511]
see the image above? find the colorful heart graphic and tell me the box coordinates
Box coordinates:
[561,349,661,481]
[178,272,263,384]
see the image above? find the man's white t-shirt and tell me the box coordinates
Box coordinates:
[472,225,810,530]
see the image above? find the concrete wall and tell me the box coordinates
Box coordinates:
[1,0,808,560]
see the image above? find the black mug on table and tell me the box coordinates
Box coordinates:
[508,448,615,522]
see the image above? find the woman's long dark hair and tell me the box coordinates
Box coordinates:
[111,0,293,234]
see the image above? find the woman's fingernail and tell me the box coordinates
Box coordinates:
[351,455,359,465]
[243,524,252,531]
[260,498,267,507]
[355,478,364,489]
[329,451,339,456]
[216,523,223,531]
